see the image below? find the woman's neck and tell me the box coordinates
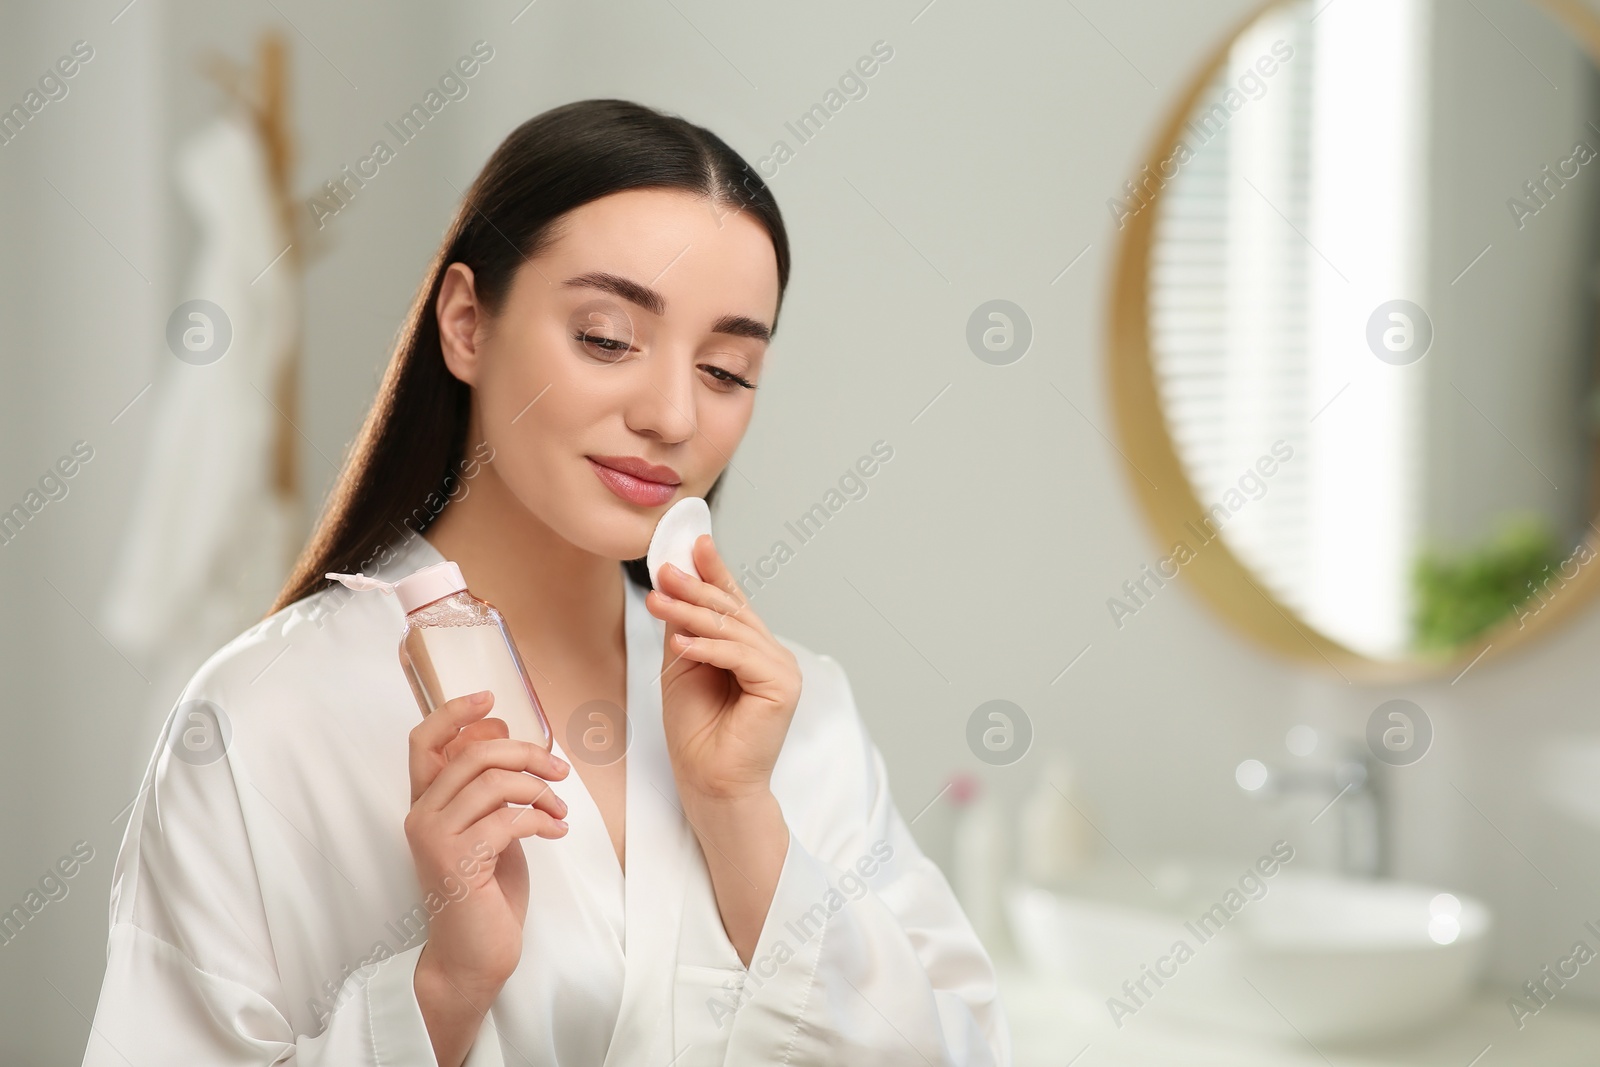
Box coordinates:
[420,462,625,665]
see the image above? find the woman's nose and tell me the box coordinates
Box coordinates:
[627,347,696,443]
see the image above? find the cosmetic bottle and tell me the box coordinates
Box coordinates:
[1018,753,1095,888]
[326,561,553,750]
[949,773,1009,952]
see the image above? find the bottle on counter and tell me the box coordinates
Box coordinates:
[1018,753,1096,889]
[949,772,1010,952]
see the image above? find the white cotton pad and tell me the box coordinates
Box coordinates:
[647,496,712,588]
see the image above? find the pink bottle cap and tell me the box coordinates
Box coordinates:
[325,560,468,614]
[394,561,467,614]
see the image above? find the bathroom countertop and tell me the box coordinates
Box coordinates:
[995,951,1600,1066]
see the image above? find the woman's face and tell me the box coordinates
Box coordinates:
[436,187,779,562]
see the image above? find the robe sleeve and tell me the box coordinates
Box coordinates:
[717,656,1013,1065]
[81,702,505,1067]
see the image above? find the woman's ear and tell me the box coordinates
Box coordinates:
[437,262,484,386]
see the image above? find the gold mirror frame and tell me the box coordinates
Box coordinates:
[1107,0,1600,684]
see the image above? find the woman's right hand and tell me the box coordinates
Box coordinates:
[405,689,570,1031]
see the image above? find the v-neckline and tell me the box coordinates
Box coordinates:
[404,532,636,890]
[547,650,630,889]
[397,532,692,1060]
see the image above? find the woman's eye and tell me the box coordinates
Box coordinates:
[574,330,630,358]
[702,364,755,390]
[569,302,636,361]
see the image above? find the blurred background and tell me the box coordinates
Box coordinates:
[8,0,1600,1063]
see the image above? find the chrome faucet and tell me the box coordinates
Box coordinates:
[1236,734,1387,877]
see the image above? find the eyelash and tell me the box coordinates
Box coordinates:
[573,332,756,390]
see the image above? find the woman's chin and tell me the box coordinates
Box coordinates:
[580,516,654,564]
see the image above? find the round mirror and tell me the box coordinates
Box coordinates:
[1110,0,1600,678]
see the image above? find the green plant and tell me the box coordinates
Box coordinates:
[1411,515,1566,654]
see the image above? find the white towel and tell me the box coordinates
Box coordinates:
[100,112,300,698]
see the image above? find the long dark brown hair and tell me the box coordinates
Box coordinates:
[268,99,791,617]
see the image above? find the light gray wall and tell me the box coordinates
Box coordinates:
[8,0,1600,1062]
[0,2,169,1065]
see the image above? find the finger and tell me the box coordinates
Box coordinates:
[444,717,510,762]
[658,619,699,681]
[693,534,754,607]
[670,633,767,679]
[419,737,570,813]
[656,540,769,644]
[675,634,798,709]
[659,538,748,616]
[693,534,773,638]
[442,767,568,833]
[648,587,759,641]
[409,690,495,799]
[467,804,570,855]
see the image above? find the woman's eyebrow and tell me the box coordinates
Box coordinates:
[710,314,772,343]
[561,270,772,343]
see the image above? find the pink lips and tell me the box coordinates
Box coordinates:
[587,456,678,507]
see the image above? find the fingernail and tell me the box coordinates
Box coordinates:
[470,690,492,705]
[553,755,570,773]
[553,819,569,832]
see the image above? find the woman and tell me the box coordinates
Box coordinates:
[83,98,1010,1066]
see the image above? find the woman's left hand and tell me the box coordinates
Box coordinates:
[647,534,802,804]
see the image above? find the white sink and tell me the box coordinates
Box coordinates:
[1005,863,1491,1044]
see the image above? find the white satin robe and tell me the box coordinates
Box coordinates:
[82,529,1012,1065]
